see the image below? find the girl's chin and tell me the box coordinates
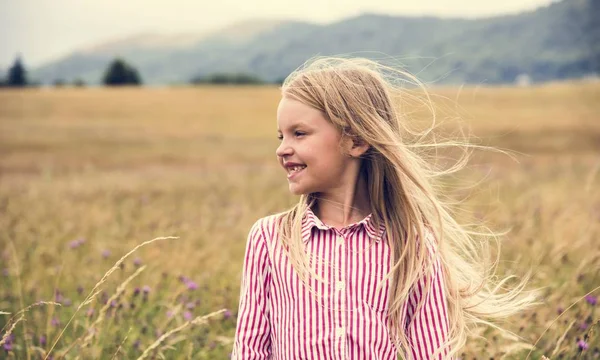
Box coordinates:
[288,184,311,196]
[289,187,305,196]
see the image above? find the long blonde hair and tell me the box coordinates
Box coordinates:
[275,57,538,359]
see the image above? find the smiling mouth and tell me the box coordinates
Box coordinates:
[287,165,306,178]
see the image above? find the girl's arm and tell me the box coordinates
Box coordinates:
[405,250,451,360]
[231,219,272,359]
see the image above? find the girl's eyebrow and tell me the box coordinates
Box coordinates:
[277,122,309,133]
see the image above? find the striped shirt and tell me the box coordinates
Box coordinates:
[231,207,450,359]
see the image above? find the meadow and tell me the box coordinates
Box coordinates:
[0,82,599,359]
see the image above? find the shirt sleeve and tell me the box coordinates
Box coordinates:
[405,244,451,360]
[231,219,273,359]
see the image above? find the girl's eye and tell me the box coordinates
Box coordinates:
[277,132,305,140]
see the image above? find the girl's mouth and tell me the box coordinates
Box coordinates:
[287,165,306,180]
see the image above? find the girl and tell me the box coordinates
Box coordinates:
[231,57,537,359]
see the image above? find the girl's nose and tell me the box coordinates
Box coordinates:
[276,141,293,158]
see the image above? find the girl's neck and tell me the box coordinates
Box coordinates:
[312,170,371,229]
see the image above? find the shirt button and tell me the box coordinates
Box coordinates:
[336,327,345,337]
[336,281,344,291]
[337,236,344,245]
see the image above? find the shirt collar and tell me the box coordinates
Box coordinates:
[301,206,385,244]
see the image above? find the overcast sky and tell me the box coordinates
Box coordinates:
[1,0,556,69]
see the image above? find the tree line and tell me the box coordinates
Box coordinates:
[1,55,279,88]
[0,56,142,87]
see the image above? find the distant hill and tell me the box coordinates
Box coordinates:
[30,0,599,85]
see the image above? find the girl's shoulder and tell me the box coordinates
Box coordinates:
[248,211,287,243]
[412,225,441,258]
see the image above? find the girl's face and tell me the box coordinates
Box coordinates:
[276,96,354,196]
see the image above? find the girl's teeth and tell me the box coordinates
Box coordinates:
[291,166,306,172]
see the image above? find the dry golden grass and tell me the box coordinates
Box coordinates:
[0,82,599,359]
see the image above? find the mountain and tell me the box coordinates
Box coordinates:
[80,19,285,55]
[30,0,599,85]
[31,19,289,85]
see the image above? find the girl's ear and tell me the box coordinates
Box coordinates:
[348,137,370,158]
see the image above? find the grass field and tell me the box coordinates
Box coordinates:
[1,82,599,359]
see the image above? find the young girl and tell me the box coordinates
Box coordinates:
[231,57,536,359]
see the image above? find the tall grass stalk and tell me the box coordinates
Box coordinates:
[44,236,178,360]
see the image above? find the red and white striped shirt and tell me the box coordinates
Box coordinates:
[232,207,450,359]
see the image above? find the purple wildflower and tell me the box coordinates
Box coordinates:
[2,334,13,351]
[224,309,232,320]
[51,317,60,327]
[186,280,199,291]
[178,275,189,283]
[557,306,564,314]
[86,308,94,317]
[133,287,140,297]
[142,285,151,295]
[101,291,108,304]
[133,257,142,267]
[3,342,12,352]
[77,285,84,295]
[62,298,72,306]
[110,300,118,308]
[183,311,193,321]
[39,335,46,346]
[69,238,85,249]
[54,290,63,303]
[579,322,588,331]
[166,310,174,318]
[186,302,195,310]
[578,339,589,351]
[101,249,111,259]
[585,295,597,306]
[133,339,140,350]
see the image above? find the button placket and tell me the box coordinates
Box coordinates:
[338,231,347,359]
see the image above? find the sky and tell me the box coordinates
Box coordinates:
[0,0,557,69]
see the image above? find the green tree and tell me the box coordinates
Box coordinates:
[53,79,66,87]
[190,72,265,85]
[102,58,142,86]
[7,55,27,87]
[73,78,86,87]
